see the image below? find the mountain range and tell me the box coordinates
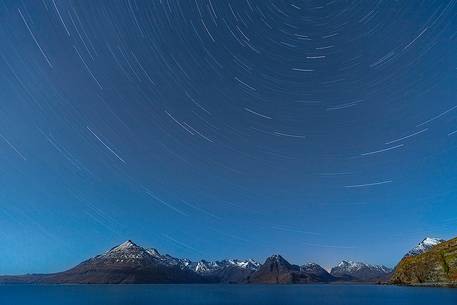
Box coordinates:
[0,240,393,284]
[0,236,451,285]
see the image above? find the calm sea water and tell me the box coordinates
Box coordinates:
[0,284,456,305]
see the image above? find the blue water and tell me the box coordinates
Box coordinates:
[1,284,456,305]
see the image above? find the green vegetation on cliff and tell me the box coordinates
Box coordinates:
[391,237,457,286]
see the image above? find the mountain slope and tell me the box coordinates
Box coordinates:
[391,237,457,286]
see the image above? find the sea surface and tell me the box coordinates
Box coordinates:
[1,284,456,305]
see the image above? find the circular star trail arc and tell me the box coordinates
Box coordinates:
[0,0,456,273]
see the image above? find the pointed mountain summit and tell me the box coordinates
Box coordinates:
[404,237,445,258]
[248,254,300,284]
[96,240,155,265]
[248,255,331,284]
[267,254,293,264]
[110,240,137,250]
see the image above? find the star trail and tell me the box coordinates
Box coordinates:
[0,0,456,274]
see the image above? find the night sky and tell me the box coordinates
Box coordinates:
[1,0,457,274]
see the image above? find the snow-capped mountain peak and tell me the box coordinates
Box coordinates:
[404,237,445,257]
[422,237,442,245]
[93,240,156,265]
[330,260,392,281]
[109,240,138,252]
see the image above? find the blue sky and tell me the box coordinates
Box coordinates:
[0,0,457,275]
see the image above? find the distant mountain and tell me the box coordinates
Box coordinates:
[391,237,457,287]
[403,237,445,258]
[300,263,335,282]
[330,261,393,281]
[248,255,332,284]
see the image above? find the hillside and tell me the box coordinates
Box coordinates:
[391,237,457,287]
